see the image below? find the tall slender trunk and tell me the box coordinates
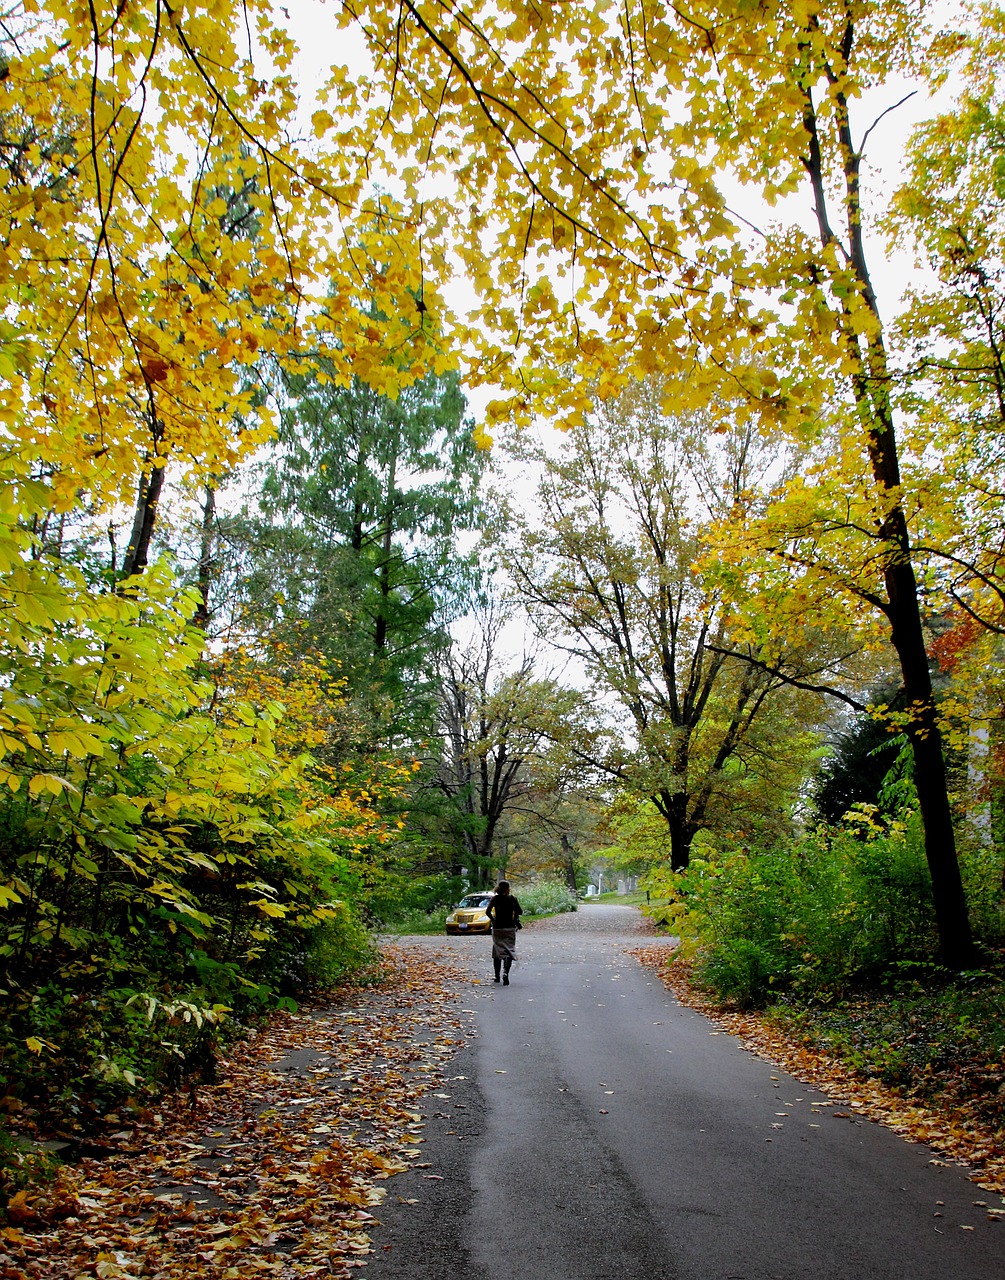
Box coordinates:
[192,485,217,631]
[800,53,976,966]
[374,429,398,655]
[885,546,974,966]
[351,439,368,552]
[121,458,166,579]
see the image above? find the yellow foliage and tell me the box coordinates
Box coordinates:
[0,0,444,981]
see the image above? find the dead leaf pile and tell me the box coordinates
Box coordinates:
[633,944,1005,1196]
[0,947,471,1279]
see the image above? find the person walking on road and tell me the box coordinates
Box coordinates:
[486,880,522,985]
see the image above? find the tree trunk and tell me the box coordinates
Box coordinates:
[121,458,166,579]
[560,832,578,892]
[652,789,692,871]
[497,837,508,883]
[668,825,690,873]
[801,65,977,968]
[884,548,976,967]
[192,485,217,631]
[374,426,399,655]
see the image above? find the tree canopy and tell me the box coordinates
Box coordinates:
[332,0,1005,965]
[4,0,1005,1142]
[499,382,826,867]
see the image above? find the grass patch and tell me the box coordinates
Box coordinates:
[379,908,448,936]
[592,889,647,906]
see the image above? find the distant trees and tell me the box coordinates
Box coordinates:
[498,779,603,892]
[231,362,485,741]
[431,607,580,884]
[499,383,827,868]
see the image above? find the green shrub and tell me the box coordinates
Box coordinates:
[0,896,378,1130]
[300,902,379,986]
[517,880,578,916]
[0,980,227,1131]
[380,907,447,935]
[367,873,467,926]
[672,814,941,1006]
[696,939,778,1008]
[958,837,1005,949]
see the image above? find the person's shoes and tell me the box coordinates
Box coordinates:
[502,974,509,985]
[493,976,500,983]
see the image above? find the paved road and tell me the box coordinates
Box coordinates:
[367,905,1004,1280]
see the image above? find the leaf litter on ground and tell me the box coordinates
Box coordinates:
[14,928,1004,1275]
[0,948,471,1279]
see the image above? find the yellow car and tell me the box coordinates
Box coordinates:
[445,892,493,935]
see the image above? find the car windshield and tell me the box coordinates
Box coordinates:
[458,895,491,908]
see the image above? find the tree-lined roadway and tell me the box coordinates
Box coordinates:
[368,905,1002,1280]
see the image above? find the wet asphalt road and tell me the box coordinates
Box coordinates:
[366,904,1004,1280]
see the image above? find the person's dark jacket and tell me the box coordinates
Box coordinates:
[487,893,522,929]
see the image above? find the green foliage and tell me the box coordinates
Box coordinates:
[768,972,1005,1133]
[298,902,380,989]
[517,879,578,916]
[957,836,1005,948]
[1,982,230,1126]
[380,907,451,935]
[242,365,485,741]
[812,694,904,824]
[396,873,468,916]
[697,939,777,1011]
[594,798,670,879]
[0,572,384,1128]
[668,815,942,1006]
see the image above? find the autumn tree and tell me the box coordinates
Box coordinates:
[431,606,579,883]
[499,383,829,869]
[593,797,686,893]
[888,35,1005,636]
[336,0,995,965]
[499,781,603,892]
[0,0,446,796]
[0,0,453,1108]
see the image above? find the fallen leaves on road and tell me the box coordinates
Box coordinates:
[633,944,1005,1197]
[1,948,471,1279]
